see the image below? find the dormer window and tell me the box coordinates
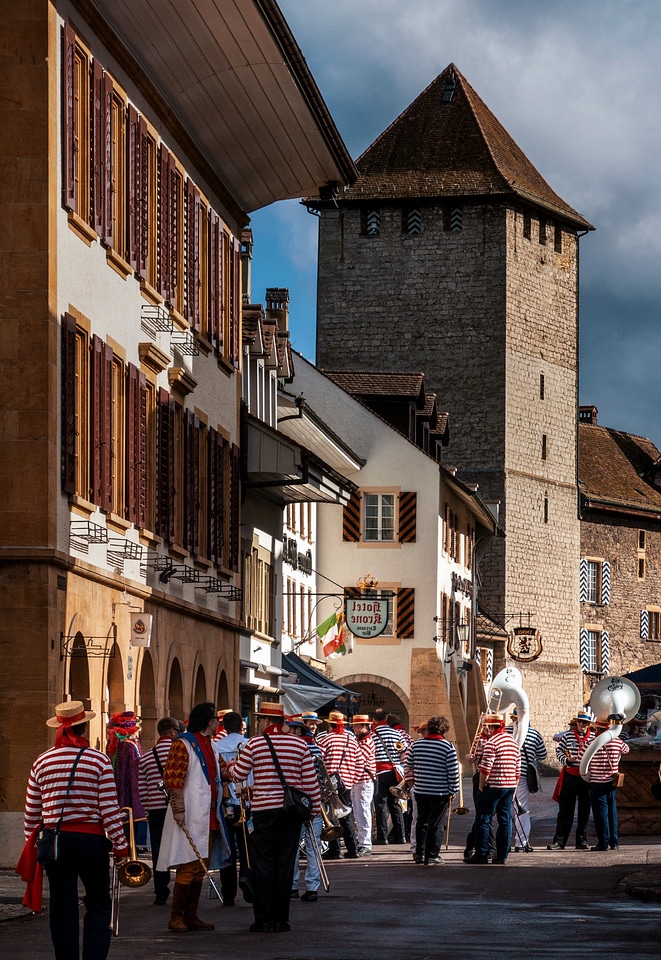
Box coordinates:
[441,78,457,103]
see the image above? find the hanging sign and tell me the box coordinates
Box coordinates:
[130,612,153,648]
[345,598,389,639]
[507,626,542,662]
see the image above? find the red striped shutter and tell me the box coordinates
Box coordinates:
[91,60,103,233]
[343,492,361,541]
[127,105,139,270]
[398,492,417,543]
[102,72,113,248]
[63,24,76,211]
[61,313,77,494]
[396,588,415,639]
[230,237,241,364]
[158,144,171,300]
[229,443,241,571]
[156,387,175,540]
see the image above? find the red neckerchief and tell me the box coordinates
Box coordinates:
[574,727,591,747]
[263,723,284,736]
[425,734,445,740]
[55,727,90,749]
[329,722,345,734]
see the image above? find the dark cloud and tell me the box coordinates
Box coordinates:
[250,0,661,446]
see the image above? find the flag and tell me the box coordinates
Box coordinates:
[316,611,338,639]
[323,623,345,658]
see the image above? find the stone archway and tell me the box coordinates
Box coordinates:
[216,669,229,711]
[168,657,184,721]
[339,674,410,727]
[68,632,91,707]
[193,664,207,706]
[106,642,125,716]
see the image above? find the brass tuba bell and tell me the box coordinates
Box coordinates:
[117,807,152,888]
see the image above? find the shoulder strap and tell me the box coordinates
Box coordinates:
[373,726,399,766]
[54,747,87,829]
[263,734,288,787]
[152,745,165,777]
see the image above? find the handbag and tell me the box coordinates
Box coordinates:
[328,734,351,794]
[526,761,541,794]
[36,748,86,865]
[612,772,625,789]
[263,735,313,823]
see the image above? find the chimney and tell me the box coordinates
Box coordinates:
[265,287,289,334]
[241,228,253,303]
[579,405,598,425]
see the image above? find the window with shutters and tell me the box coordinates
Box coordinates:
[580,558,611,605]
[74,326,89,497]
[197,418,208,559]
[402,207,422,235]
[648,610,661,641]
[173,402,184,546]
[63,26,92,233]
[108,87,127,264]
[144,378,156,531]
[110,355,125,515]
[90,335,113,511]
[364,493,395,541]
[580,629,606,674]
[244,542,274,637]
[361,208,380,236]
[443,206,463,233]
[62,313,90,499]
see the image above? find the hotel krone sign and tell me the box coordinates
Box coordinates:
[345,598,389,639]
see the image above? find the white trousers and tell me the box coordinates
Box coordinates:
[351,779,375,849]
[513,777,531,846]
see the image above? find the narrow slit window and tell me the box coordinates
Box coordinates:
[540,373,545,399]
[544,496,549,523]
[542,435,547,460]
[523,213,531,240]
[554,224,563,253]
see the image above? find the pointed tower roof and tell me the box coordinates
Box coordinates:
[314,64,592,230]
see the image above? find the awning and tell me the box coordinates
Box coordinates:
[281,652,360,717]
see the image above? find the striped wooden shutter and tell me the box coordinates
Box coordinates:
[342,491,361,542]
[601,561,611,605]
[398,491,417,543]
[641,610,650,640]
[102,72,113,248]
[486,649,493,684]
[127,105,139,270]
[91,60,103,233]
[90,335,113,511]
[579,558,588,602]
[138,116,149,278]
[185,178,200,329]
[600,631,610,675]
[63,24,76,211]
[158,144,171,300]
[183,410,200,555]
[156,388,175,541]
[169,154,179,301]
[579,628,590,672]
[137,371,147,528]
[209,212,222,351]
[61,313,77,494]
[230,237,241,364]
[125,364,147,527]
[229,443,241,571]
[208,428,225,566]
[396,587,415,639]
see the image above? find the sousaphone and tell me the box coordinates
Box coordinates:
[579,676,641,781]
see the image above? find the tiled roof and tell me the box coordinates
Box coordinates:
[318,64,592,230]
[579,423,661,514]
[322,370,426,400]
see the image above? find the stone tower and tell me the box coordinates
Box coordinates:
[310,64,594,743]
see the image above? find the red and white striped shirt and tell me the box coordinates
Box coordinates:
[354,735,377,782]
[227,730,321,813]
[479,731,521,788]
[24,746,128,855]
[138,737,173,812]
[321,730,362,788]
[587,738,630,782]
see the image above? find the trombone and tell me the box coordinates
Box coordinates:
[305,822,330,892]
[453,763,470,815]
[109,807,151,936]
[315,757,352,841]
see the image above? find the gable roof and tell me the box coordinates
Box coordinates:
[579,423,661,517]
[322,371,426,406]
[313,63,592,231]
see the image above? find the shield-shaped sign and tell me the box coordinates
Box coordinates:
[345,597,389,639]
[507,626,542,663]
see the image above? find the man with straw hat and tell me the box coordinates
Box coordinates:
[319,710,361,859]
[348,714,376,856]
[225,701,321,933]
[547,710,594,851]
[22,700,129,960]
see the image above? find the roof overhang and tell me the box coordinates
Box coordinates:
[277,392,364,476]
[245,416,357,506]
[77,0,357,216]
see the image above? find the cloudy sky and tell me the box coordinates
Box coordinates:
[250,0,661,447]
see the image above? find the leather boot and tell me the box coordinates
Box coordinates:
[184,879,215,931]
[168,882,190,932]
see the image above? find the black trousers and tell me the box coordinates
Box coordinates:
[553,771,591,846]
[219,803,253,902]
[414,793,450,860]
[375,770,405,843]
[44,831,112,960]
[326,782,357,857]
[147,808,170,899]
[250,807,302,926]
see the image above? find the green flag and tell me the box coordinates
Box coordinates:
[316,611,338,638]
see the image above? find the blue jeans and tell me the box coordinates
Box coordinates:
[589,781,619,848]
[43,831,112,960]
[293,813,323,892]
[475,786,515,861]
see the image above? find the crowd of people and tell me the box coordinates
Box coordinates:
[18,696,636,953]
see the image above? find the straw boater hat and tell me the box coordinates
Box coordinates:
[216,708,232,719]
[255,701,285,719]
[483,713,504,726]
[300,711,319,722]
[323,710,346,724]
[573,711,593,724]
[349,714,372,726]
[285,715,307,729]
[46,700,96,728]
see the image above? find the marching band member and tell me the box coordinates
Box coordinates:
[137,716,180,905]
[547,711,594,851]
[320,710,361,859]
[586,719,629,851]
[22,701,129,960]
[349,714,376,857]
[226,701,321,933]
[403,715,459,865]
[372,708,407,845]
[509,708,547,853]
[213,711,253,905]
[158,702,231,933]
[288,716,325,902]
[213,708,231,741]
[463,716,496,862]
[465,713,520,865]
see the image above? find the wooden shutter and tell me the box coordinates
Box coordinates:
[230,236,241,363]
[229,442,241,571]
[91,59,103,233]
[127,105,139,270]
[185,178,200,329]
[208,428,225,566]
[579,558,588,602]
[61,313,77,493]
[138,116,149,278]
[209,211,222,351]
[396,587,415,639]
[641,610,650,640]
[343,491,361,542]
[600,631,610,674]
[398,491,417,543]
[183,410,200,555]
[90,335,113,511]
[156,387,175,541]
[158,144,171,300]
[485,649,493,683]
[63,24,76,211]
[601,561,611,605]
[125,364,147,527]
[102,72,113,248]
[579,628,590,672]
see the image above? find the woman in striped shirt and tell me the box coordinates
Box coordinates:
[404,715,459,865]
[24,700,129,960]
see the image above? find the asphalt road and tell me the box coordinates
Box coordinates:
[3,782,661,960]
